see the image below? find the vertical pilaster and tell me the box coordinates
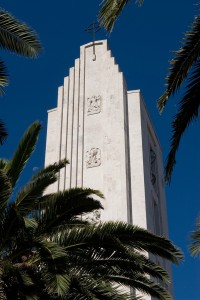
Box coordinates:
[59,77,69,190]
[77,46,86,187]
[71,59,80,187]
[65,67,75,188]
[57,86,64,191]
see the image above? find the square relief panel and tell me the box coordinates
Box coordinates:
[87,95,101,115]
[86,148,101,168]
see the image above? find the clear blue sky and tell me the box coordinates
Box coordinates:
[0,1,199,299]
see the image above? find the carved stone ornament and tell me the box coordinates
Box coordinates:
[86,148,101,168]
[87,95,101,115]
[85,210,101,223]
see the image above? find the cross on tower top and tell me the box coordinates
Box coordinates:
[85,21,101,60]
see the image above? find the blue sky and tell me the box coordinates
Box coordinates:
[0,1,199,299]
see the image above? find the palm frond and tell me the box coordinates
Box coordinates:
[108,274,171,300]
[15,159,68,216]
[0,159,8,169]
[15,170,58,216]
[0,168,12,213]
[67,275,95,300]
[0,121,182,299]
[90,222,183,263]
[0,9,42,58]
[27,240,70,296]
[38,188,104,233]
[0,203,25,250]
[190,217,200,257]
[0,169,12,230]
[53,222,182,264]
[5,121,41,187]
[23,217,38,230]
[72,254,169,284]
[99,0,144,32]
[81,243,169,282]
[34,239,67,260]
[165,60,200,183]
[68,275,136,300]
[34,240,70,297]
[0,118,8,144]
[43,272,70,297]
[32,159,68,181]
[158,14,200,112]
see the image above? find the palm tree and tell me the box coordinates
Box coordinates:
[0,9,41,92]
[99,1,200,184]
[157,6,200,183]
[0,120,7,145]
[98,0,144,32]
[190,219,200,257]
[0,9,42,143]
[0,122,104,299]
[0,121,182,299]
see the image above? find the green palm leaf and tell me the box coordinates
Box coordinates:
[165,59,200,183]
[67,275,136,300]
[38,188,104,233]
[32,159,68,181]
[73,256,169,285]
[0,159,8,170]
[14,160,68,217]
[35,240,70,297]
[0,203,25,250]
[75,222,182,263]
[52,222,182,265]
[0,9,42,58]
[109,274,171,300]
[0,9,41,95]
[23,217,38,230]
[67,275,96,300]
[44,273,70,297]
[80,255,169,283]
[190,217,200,257]
[99,0,144,32]
[35,239,67,260]
[156,5,200,182]
[0,118,8,144]
[15,170,59,216]
[158,14,200,112]
[0,122,182,299]
[5,121,41,187]
[0,168,12,212]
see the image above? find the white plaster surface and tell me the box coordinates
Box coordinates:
[45,40,173,299]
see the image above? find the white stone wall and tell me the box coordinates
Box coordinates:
[127,90,173,297]
[45,40,173,299]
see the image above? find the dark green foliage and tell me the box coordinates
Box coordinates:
[157,6,200,182]
[190,218,200,257]
[5,122,42,187]
[0,10,41,58]
[99,0,144,32]
[0,122,182,299]
[0,8,42,146]
[0,119,7,145]
[0,9,42,94]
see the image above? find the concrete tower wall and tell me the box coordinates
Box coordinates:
[45,40,131,222]
[45,40,172,298]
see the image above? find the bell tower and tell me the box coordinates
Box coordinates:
[45,40,173,298]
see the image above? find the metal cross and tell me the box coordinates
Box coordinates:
[85,21,101,60]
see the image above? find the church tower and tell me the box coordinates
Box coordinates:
[45,40,173,298]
